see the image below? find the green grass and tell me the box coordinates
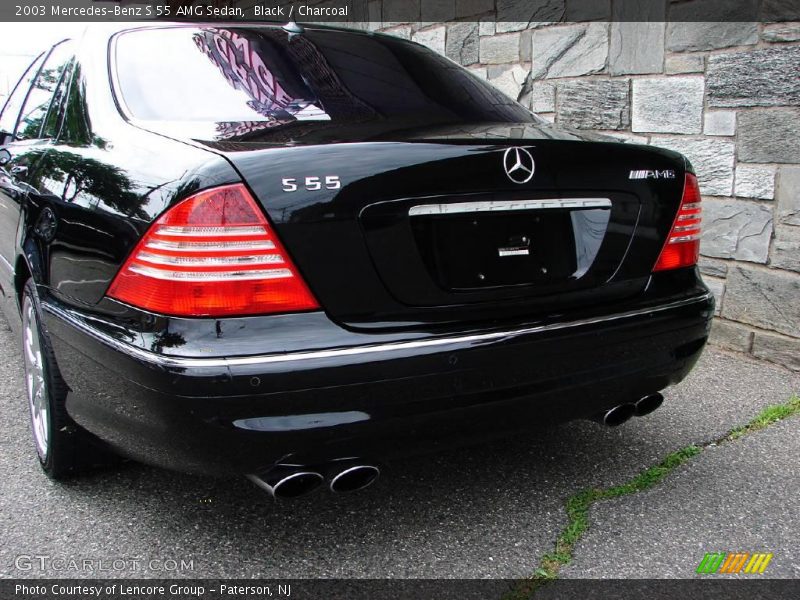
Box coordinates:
[725,395,800,442]
[505,394,800,600]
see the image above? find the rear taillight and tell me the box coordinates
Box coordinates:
[107,184,319,317]
[653,173,702,272]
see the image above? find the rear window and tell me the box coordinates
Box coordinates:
[113,26,534,136]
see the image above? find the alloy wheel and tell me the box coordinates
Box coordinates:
[23,297,49,461]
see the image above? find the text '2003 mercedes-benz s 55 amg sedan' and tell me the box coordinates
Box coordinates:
[0,23,713,497]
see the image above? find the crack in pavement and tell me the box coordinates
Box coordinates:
[505,395,800,599]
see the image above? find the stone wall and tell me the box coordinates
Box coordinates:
[230,2,800,371]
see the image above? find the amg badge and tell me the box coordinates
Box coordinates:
[629,169,676,180]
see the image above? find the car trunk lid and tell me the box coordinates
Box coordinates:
[216,133,686,331]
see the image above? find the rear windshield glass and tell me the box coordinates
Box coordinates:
[113,26,534,135]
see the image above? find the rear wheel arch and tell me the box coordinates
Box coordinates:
[20,277,118,478]
[15,232,48,313]
[14,255,32,314]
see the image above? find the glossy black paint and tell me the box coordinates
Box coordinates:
[0,24,713,477]
[44,277,712,474]
[0,30,240,318]
[209,135,689,330]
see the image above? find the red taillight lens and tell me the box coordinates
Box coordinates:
[107,184,319,317]
[653,173,702,272]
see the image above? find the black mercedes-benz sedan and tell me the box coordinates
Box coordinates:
[0,23,713,497]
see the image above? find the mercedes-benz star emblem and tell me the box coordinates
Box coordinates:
[502,147,535,184]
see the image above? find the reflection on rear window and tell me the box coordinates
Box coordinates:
[114,26,533,136]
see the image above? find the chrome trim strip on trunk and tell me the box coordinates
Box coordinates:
[43,293,712,370]
[408,198,611,216]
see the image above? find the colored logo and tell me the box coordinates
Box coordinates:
[629,169,676,180]
[696,552,773,574]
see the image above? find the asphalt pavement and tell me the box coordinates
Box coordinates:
[561,416,800,578]
[0,313,798,580]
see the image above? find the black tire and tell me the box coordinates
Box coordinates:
[21,279,116,479]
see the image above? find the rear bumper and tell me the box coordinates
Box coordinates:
[44,291,714,475]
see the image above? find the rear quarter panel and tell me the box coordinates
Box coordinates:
[14,31,241,309]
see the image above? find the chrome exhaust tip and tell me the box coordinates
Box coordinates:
[329,465,380,493]
[247,470,323,499]
[602,403,636,427]
[634,392,664,417]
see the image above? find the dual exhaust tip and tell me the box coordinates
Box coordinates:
[597,392,664,427]
[251,392,666,497]
[247,463,379,500]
